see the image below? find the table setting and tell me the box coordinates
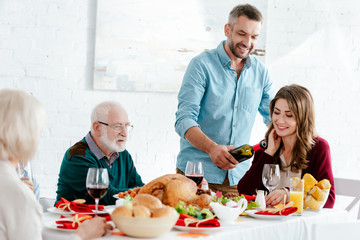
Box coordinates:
[43,165,352,240]
[43,206,351,240]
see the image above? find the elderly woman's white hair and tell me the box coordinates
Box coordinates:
[0,89,45,163]
[90,101,124,133]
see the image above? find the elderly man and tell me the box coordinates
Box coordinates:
[56,101,144,205]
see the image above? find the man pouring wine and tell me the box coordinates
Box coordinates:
[175,4,274,197]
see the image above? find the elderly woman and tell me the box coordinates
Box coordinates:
[237,84,335,208]
[0,89,110,240]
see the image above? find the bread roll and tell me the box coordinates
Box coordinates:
[316,179,331,189]
[152,206,178,218]
[132,205,151,218]
[302,173,318,193]
[112,205,132,217]
[132,194,163,211]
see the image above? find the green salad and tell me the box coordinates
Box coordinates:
[175,201,214,219]
[212,193,259,210]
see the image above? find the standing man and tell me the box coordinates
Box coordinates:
[56,101,144,205]
[175,4,273,196]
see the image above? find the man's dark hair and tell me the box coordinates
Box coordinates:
[228,4,263,27]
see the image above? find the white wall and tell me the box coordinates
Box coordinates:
[0,0,359,198]
[266,0,360,179]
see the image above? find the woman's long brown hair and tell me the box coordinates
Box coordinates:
[265,84,317,172]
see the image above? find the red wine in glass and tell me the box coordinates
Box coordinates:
[87,185,108,199]
[86,168,109,215]
[185,161,204,186]
[186,175,204,186]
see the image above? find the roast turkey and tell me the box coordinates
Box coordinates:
[138,174,211,208]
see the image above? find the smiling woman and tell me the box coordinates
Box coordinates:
[271,99,297,141]
[237,84,335,209]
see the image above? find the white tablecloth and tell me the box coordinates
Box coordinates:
[42,209,352,240]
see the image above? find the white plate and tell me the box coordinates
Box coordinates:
[47,207,107,215]
[43,220,76,232]
[245,210,294,219]
[104,205,116,214]
[174,225,223,233]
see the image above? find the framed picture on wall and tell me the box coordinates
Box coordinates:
[93,0,267,92]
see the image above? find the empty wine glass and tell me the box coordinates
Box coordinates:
[17,162,32,179]
[17,162,33,191]
[86,168,109,215]
[185,161,204,186]
[262,164,280,192]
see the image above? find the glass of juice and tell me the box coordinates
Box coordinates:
[290,178,304,215]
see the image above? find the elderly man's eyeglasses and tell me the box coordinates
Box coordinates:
[98,121,133,133]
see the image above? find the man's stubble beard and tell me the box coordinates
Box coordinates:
[228,37,251,59]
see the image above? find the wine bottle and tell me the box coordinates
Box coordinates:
[229,140,267,163]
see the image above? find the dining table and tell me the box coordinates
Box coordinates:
[42,208,353,240]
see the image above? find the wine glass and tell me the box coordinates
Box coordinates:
[185,161,204,186]
[17,162,34,191]
[86,168,109,214]
[17,162,32,179]
[262,164,280,192]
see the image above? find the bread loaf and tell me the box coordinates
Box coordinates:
[112,205,132,217]
[111,195,179,221]
[152,206,178,218]
[132,194,163,212]
[132,205,151,218]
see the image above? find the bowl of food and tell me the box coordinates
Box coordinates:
[302,174,331,210]
[111,194,179,238]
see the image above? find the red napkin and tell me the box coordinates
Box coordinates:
[97,213,111,221]
[176,214,220,228]
[255,207,298,216]
[242,194,256,202]
[56,214,93,229]
[55,197,104,212]
[55,213,111,229]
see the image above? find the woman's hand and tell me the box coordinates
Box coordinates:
[264,129,281,156]
[21,177,34,191]
[75,217,113,240]
[265,189,286,206]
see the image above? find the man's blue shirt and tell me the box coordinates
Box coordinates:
[175,40,274,186]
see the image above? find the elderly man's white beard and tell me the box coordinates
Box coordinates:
[99,128,126,153]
